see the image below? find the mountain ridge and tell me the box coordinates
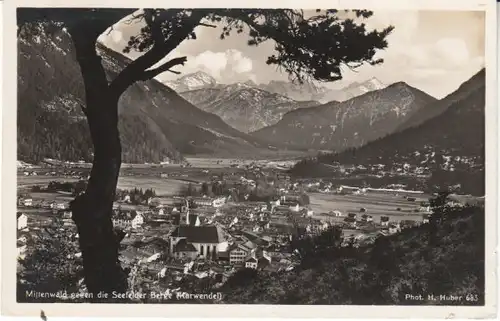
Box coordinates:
[180,83,321,133]
[250,81,437,151]
[397,68,485,132]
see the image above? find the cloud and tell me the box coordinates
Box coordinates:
[154,49,254,83]
[434,38,470,65]
[226,49,253,73]
[185,49,253,79]
[191,51,228,77]
[380,36,475,78]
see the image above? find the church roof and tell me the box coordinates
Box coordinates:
[171,225,222,244]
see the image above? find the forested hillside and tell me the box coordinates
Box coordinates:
[17,23,273,163]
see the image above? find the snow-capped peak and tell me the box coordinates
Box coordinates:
[177,71,216,88]
[164,71,217,92]
[365,77,386,91]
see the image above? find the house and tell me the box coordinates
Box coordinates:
[169,225,224,259]
[212,197,226,208]
[245,257,258,269]
[17,213,28,230]
[244,249,271,270]
[23,198,33,207]
[380,216,390,226]
[112,210,144,229]
[59,210,72,219]
[191,197,216,207]
[196,198,212,207]
[55,202,68,210]
[131,212,144,229]
[280,194,302,203]
[419,206,431,213]
[245,256,271,270]
[229,243,253,265]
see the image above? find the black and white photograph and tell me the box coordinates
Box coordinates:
[2,0,498,318]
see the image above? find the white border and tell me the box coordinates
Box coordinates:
[2,0,498,318]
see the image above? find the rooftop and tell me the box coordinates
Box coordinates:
[171,225,223,244]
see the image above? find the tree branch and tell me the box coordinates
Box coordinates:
[108,10,205,97]
[138,56,187,81]
[199,22,217,28]
[143,9,164,45]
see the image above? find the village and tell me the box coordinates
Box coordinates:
[15,157,447,300]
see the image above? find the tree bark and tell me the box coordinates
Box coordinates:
[68,27,128,302]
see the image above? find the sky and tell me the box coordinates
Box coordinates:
[101,10,485,99]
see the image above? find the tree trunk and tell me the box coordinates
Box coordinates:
[68,27,128,301]
[65,11,204,301]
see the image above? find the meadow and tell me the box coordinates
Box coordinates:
[309,191,431,223]
[18,174,191,197]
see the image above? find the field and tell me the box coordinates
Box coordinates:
[18,174,191,197]
[309,192,431,223]
[117,176,191,195]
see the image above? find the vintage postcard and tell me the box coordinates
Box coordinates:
[1,0,498,318]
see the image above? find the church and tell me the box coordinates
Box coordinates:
[169,224,225,259]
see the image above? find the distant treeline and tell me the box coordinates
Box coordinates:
[115,187,157,205]
[179,181,310,205]
[31,180,87,196]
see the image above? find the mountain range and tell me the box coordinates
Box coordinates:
[17,24,275,163]
[166,71,387,103]
[178,78,320,133]
[18,23,485,174]
[290,68,486,193]
[251,82,437,151]
[165,71,390,133]
[257,77,387,103]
